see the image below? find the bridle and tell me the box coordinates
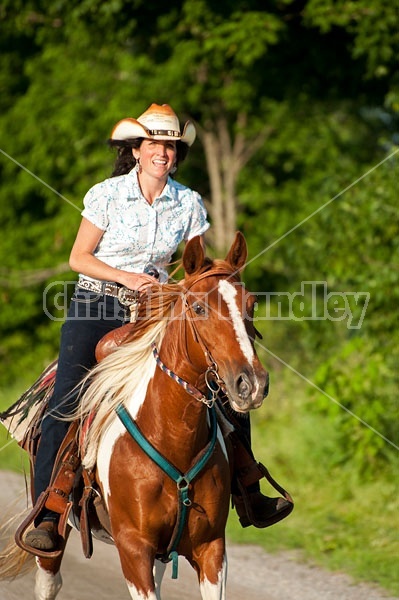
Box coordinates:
[152,268,241,407]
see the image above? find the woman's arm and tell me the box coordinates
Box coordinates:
[69,218,155,290]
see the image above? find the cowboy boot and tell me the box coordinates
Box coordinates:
[24,518,59,551]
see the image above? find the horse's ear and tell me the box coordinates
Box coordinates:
[183,235,205,275]
[225,231,247,271]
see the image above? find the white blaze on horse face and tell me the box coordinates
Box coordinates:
[218,280,254,365]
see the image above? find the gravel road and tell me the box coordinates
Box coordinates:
[0,471,396,600]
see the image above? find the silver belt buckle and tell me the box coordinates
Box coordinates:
[117,287,139,322]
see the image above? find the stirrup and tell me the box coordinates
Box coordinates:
[15,491,71,559]
[233,490,293,528]
[233,462,294,529]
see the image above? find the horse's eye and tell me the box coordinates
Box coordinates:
[192,302,206,316]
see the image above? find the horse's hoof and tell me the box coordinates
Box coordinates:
[24,520,59,551]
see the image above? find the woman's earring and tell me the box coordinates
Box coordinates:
[170,163,177,174]
[135,158,141,174]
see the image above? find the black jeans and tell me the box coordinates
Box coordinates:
[34,287,130,520]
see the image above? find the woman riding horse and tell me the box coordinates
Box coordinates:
[23,103,293,552]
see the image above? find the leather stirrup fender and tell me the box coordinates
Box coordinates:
[45,422,80,515]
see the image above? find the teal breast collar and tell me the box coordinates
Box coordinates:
[115,403,218,579]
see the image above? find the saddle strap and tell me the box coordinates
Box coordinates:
[79,469,95,559]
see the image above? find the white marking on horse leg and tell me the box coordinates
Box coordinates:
[124,558,166,600]
[126,580,158,599]
[154,559,167,599]
[199,553,227,600]
[34,562,62,600]
[218,281,254,365]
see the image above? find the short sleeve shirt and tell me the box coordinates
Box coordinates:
[81,169,210,282]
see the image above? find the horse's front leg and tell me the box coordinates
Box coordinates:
[35,562,62,600]
[34,524,71,600]
[115,533,160,600]
[193,539,228,600]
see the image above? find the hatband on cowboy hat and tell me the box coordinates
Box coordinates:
[111,104,196,146]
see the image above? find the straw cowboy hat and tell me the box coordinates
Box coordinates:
[111,103,196,146]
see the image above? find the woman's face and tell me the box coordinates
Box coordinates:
[133,139,177,180]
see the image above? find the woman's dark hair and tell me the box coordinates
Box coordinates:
[108,138,189,177]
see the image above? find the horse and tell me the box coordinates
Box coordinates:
[0,232,269,600]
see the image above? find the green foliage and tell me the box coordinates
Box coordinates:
[304,0,399,81]
[312,337,398,473]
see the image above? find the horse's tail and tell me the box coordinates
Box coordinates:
[0,510,35,580]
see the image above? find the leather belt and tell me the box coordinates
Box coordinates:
[77,276,139,307]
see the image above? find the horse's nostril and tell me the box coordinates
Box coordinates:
[263,374,270,398]
[237,373,252,399]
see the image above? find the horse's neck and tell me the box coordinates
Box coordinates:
[149,378,207,432]
[136,309,209,470]
[136,335,210,471]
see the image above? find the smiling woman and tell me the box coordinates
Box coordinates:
[133,139,178,186]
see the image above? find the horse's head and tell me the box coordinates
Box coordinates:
[181,232,269,413]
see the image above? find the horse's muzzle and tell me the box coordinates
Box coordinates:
[230,368,268,412]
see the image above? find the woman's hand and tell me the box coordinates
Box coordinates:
[119,272,159,292]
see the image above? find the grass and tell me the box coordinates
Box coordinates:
[1,370,398,596]
[225,368,399,597]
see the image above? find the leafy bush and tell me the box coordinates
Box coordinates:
[312,336,398,474]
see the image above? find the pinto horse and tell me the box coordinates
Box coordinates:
[0,232,268,600]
